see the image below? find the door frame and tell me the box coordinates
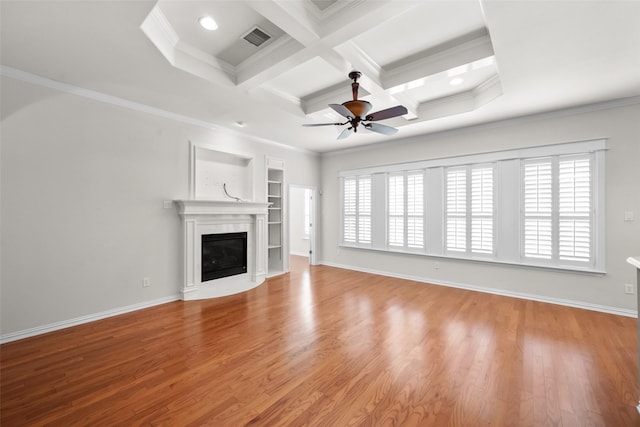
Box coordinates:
[288,184,318,265]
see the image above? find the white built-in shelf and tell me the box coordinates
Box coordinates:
[267,157,287,277]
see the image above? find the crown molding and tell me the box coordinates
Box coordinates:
[0,65,317,156]
[322,95,640,157]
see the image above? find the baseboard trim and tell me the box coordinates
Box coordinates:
[319,260,637,318]
[290,251,310,257]
[0,295,181,344]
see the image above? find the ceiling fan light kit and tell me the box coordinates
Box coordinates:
[303,71,408,140]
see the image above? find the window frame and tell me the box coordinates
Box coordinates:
[340,175,372,247]
[386,170,425,252]
[339,139,606,274]
[445,163,496,258]
[521,153,595,269]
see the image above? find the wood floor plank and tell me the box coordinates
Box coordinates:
[1,256,638,426]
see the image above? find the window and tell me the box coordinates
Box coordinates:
[388,171,424,249]
[339,139,604,273]
[388,174,404,246]
[446,165,494,255]
[523,154,592,265]
[342,176,371,245]
[358,177,372,244]
[471,166,494,254]
[407,172,424,249]
[446,168,466,252]
[343,177,356,243]
[523,159,552,258]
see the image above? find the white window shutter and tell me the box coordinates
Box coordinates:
[407,172,424,249]
[358,177,372,244]
[558,156,591,262]
[471,167,494,254]
[446,169,466,251]
[388,174,404,246]
[523,160,553,259]
[523,155,592,264]
[343,178,356,242]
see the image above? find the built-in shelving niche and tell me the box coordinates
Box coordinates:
[266,157,288,277]
[189,142,254,201]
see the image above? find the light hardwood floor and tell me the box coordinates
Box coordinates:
[1,256,638,426]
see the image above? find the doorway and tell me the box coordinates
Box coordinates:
[288,184,317,265]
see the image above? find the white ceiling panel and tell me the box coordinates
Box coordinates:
[1,0,639,153]
[352,1,487,67]
[158,1,264,56]
[264,57,346,99]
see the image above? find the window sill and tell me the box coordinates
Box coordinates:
[338,244,606,275]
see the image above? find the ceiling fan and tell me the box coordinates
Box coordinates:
[303,71,408,140]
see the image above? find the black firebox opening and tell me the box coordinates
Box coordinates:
[201,232,248,282]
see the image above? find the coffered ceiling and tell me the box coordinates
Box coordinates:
[2,1,639,153]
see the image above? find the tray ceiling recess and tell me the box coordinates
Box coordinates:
[140,0,502,139]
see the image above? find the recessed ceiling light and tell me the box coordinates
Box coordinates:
[450,77,464,86]
[199,16,218,31]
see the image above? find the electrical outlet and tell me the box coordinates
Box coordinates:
[143,277,151,288]
[434,262,440,270]
[624,283,634,294]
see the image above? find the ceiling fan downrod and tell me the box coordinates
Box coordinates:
[349,71,361,101]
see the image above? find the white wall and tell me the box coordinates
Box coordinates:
[0,76,320,337]
[289,186,310,257]
[319,102,640,314]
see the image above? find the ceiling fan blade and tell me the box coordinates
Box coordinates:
[303,122,345,127]
[364,123,398,135]
[329,103,354,119]
[365,105,408,121]
[337,127,354,140]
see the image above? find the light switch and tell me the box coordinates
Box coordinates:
[624,211,634,222]
[163,200,173,209]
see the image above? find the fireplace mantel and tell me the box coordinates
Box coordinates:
[175,200,269,300]
[176,200,270,216]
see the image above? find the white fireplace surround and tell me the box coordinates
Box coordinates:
[175,200,269,300]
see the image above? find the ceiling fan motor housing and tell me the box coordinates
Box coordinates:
[342,100,372,118]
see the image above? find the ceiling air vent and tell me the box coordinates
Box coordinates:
[243,27,271,47]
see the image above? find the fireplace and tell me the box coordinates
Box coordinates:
[201,232,247,281]
[175,200,269,300]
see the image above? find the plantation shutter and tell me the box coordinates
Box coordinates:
[407,172,424,249]
[471,166,494,254]
[358,176,372,244]
[558,155,591,262]
[343,178,356,243]
[523,159,553,259]
[388,174,404,247]
[446,168,466,252]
